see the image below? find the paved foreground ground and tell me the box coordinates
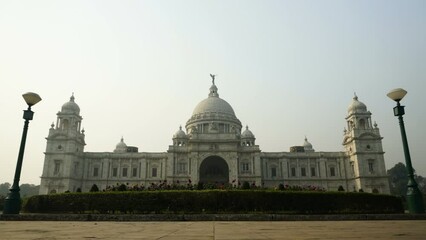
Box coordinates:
[0,221,425,239]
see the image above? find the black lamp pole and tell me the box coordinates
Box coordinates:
[388,88,424,214]
[3,92,41,214]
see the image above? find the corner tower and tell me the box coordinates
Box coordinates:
[39,94,86,194]
[343,95,389,193]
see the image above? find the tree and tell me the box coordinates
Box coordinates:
[90,184,99,192]
[0,182,11,196]
[19,184,40,197]
[387,162,426,196]
[387,162,409,196]
[0,182,39,197]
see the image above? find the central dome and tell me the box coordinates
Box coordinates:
[186,81,242,132]
[193,97,236,117]
[192,83,236,117]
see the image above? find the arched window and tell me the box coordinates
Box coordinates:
[359,119,366,129]
[62,119,69,130]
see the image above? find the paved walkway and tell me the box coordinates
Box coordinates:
[0,221,425,239]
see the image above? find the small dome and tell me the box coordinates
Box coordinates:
[303,137,315,152]
[114,137,127,152]
[173,126,187,138]
[348,94,367,114]
[241,126,255,138]
[61,94,80,115]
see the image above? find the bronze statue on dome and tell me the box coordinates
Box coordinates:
[210,74,216,85]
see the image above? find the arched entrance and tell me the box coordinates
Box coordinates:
[199,156,229,184]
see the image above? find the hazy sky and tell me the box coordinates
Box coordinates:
[1,1,425,185]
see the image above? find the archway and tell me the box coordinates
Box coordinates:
[199,156,229,184]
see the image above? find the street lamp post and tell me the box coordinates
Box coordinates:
[3,92,42,214]
[387,88,425,214]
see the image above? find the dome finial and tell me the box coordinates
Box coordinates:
[70,92,75,102]
[210,73,216,85]
[208,74,219,97]
[353,92,358,100]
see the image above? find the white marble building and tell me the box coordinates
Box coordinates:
[39,80,390,194]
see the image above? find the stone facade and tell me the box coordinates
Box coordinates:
[39,82,390,194]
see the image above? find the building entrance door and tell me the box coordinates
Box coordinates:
[199,156,229,184]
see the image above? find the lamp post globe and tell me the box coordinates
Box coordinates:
[3,92,41,214]
[387,88,424,214]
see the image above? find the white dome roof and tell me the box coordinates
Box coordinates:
[348,95,367,114]
[303,137,314,152]
[193,97,236,117]
[241,126,255,138]
[61,94,80,115]
[114,137,127,152]
[186,81,242,131]
[173,126,187,138]
[303,137,312,148]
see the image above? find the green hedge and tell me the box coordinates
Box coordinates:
[23,190,403,214]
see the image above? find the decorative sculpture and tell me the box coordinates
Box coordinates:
[210,74,216,85]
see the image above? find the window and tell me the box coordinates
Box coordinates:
[73,162,79,176]
[271,167,277,177]
[93,167,99,177]
[368,160,374,173]
[54,161,60,175]
[291,167,296,177]
[301,167,306,177]
[178,162,187,174]
[132,167,138,177]
[152,167,158,177]
[112,167,118,177]
[122,168,128,177]
[242,163,250,172]
[330,167,336,177]
[310,167,316,177]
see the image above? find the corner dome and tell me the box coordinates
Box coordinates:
[348,95,367,114]
[114,137,127,153]
[303,137,314,152]
[241,126,255,138]
[173,126,187,138]
[61,94,80,115]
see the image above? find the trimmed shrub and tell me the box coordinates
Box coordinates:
[242,181,250,190]
[23,190,404,214]
[89,184,99,192]
[0,195,5,211]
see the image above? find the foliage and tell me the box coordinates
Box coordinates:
[241,181,250,189]
[23,190,403,214]
[90,184,99,192]
[0,195,5,211]
[387,162,426,196]
[0,182,11,196]
[388,162,409,196]
[0,182,39,198]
